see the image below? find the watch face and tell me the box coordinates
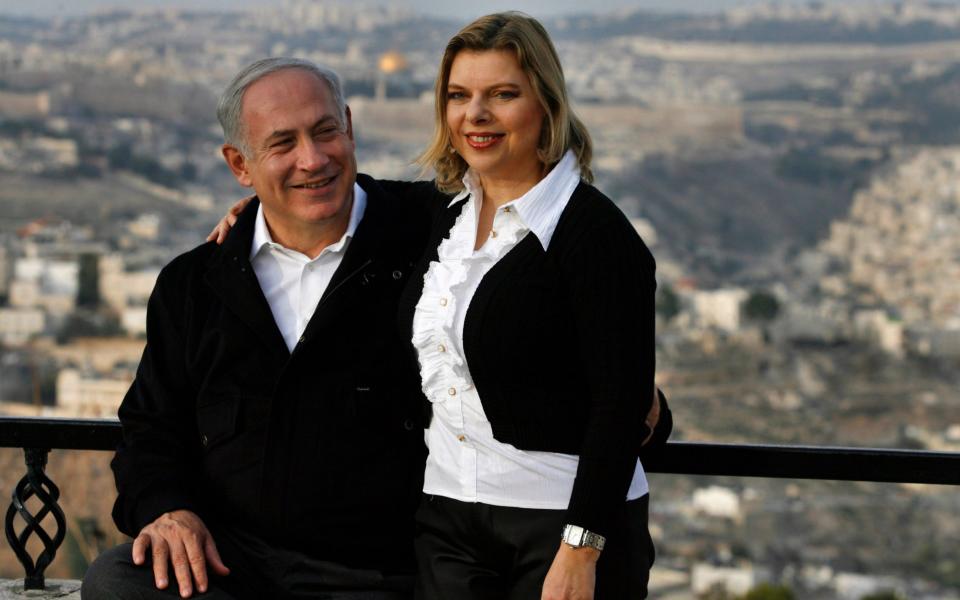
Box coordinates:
[566,525,585,545]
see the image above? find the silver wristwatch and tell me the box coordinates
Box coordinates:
[561,524,606,552]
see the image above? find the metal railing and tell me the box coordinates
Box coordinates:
[2,416,960,590]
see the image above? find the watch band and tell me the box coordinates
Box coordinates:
[561,524,606,552]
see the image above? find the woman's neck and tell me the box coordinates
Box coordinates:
[478,164,547,208]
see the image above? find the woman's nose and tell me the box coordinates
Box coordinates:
[465,97,491,124]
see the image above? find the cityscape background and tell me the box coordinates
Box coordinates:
[1,0,960,597]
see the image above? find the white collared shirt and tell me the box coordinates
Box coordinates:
[250,183,366,352]
[412,151,649,509]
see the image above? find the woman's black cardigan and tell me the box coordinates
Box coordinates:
[396,181,658,539]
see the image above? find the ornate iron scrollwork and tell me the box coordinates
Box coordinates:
[4,447,66,590]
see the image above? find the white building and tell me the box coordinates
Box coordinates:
[692,486,742,520]
[121,307,147,337]
[691,563,764,596]
[852,309,904,355]
[56,368,133,418]
[9,257,78,315]
[99,254,158,315]
[833,572,906,600]
[0,308,45,345]
[691,288,748,332]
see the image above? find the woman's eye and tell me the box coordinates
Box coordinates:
[496,90,518,99]
[447,91,465,101]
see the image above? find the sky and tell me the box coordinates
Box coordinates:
[0,0,908,20]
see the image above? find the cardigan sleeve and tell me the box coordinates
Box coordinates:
[561,214,657,538]
[110,258,204,536]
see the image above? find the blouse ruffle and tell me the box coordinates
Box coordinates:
[412,193,529,404]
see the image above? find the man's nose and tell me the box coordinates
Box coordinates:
[296,139,330,172]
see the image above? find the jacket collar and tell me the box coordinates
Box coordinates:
[204,195,289,357]
[203,174,394,358]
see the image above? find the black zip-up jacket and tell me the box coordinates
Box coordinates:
[111,175,431,578]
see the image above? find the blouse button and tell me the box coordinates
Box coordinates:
[490,230,498,238]
[439,297,448,307]
[438,344,446,353]
[457,435,466,442]
[447,387,457,396]
[503,206,512,213]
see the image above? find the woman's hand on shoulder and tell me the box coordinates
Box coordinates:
[641,384,661,447]
[206,195,254,244]
[541,544,599,600]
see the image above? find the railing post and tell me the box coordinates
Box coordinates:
[3,447,67,590]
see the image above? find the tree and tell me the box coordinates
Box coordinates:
[860,592,903,600]
[742,290,780,322]
[742,583,796,600]
[76,253,100,308]
[657,283,681,321]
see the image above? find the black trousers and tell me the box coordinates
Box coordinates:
[82,526,414,600]
[413,494,653,600]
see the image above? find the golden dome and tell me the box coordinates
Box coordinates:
[378,50,408,74]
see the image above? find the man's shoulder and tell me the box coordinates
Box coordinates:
[363,174,438,200]
[156,240,220,288]
[360,173,452,222]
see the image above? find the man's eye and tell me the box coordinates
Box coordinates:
[271,138,293,148]
[315,128,338,139]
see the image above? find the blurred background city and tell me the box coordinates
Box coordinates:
[1,0,960,597]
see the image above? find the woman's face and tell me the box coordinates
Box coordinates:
[445,49,546,188]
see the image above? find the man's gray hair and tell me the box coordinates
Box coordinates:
[216,57,347,156]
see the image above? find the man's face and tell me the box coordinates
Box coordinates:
[223,68,357,235]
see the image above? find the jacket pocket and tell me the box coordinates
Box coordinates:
[196,395,240,450]
[195,395,267,475]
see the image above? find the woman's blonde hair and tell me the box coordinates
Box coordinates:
[417,12,593,193]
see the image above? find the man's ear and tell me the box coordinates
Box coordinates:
[344,105,354,141]
[222,144,254,187]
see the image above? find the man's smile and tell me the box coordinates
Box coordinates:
[290,173,338,189]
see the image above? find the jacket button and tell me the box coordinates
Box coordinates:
[201,434,208,446]
[299,335,306,344]
[403,419,415,431]
[392,270,403,280]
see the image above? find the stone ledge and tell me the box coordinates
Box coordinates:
[0,580,80,599]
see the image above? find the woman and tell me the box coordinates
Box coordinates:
[210,12,665,599]
[400,14,657,600]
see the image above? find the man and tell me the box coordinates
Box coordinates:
[82,58,433,599]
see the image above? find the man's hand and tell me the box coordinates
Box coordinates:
[641,385,662,447]
[132,509,230,598]
[541,544,599,600]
